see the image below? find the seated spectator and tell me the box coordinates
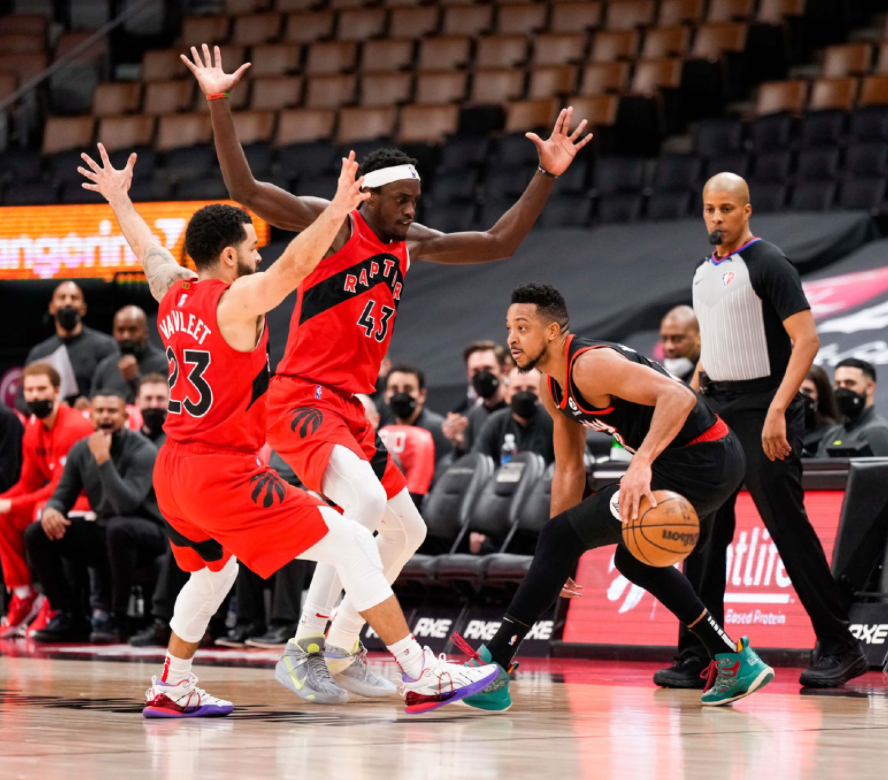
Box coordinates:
[817,358,888,457]
[25,390,165,643]
[443,341,510,456]
[91,306,167,404]
[380,364,449,466]
[0,402,23,494]
[472,367,555,467]
[801,365,840,458]
[660,305,700,383]
[0,364,93,638]
[17,282,117,412]
[135,373,170,445]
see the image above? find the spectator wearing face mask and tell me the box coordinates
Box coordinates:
[25,390,165,643]
[817,359,888,457]
[0,363,94,638]
[472,367,555,466]
[16,282,117,413]
[443,341,510,456]
[659,306,701,384]
[91,306,167,404]
[381,364,448,466]
[800,365,840,458]
[135,373,170,445]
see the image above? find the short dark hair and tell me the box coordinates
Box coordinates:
[358,148,419,182]
[511,283,570,331]
[463,340,508,368]
[22,362,61,389]
[91,388,127,404]
[806,365,839,427]
[184,204,253,270]
[836,358,877,382]
[387,363,426,391]
[138,372,169,391]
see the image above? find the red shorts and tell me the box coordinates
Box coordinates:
[266,375,407,499]
[154,440,329,578]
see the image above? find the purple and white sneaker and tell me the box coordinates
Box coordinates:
[400,647,499,714]
[143,674,233,719]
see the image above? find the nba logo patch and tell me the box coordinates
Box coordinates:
[722,271,735,286]
[315,385,322,400]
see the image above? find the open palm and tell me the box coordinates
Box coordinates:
[527,107,594,176]
[181,44,251,95]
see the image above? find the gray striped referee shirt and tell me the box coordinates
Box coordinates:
[692,238,810,383]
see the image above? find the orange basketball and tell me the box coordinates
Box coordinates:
[621,490,700,567]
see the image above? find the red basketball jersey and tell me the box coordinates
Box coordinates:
[275,210,409,394]
[157,278,270,452]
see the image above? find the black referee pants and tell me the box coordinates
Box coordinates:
[678,388,855,659]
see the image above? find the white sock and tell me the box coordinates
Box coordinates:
[161,653,192,684]
[295,605,331,641]
[325,612,366,653]
[13,585,33,599]
[387,634,424,680]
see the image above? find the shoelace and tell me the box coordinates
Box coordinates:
[701,662,718,692]
[451,631,516,674]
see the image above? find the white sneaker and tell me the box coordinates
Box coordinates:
[400,647,499,714]
[143,674,233,719]
[326,641,397,698]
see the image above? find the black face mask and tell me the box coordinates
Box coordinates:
[389,392,418,420]
[26,399,54,419]
[801,393,817,430]
[471,370,500,400]
[141,408,167,435]
[118,338,145,358]
[55,306,81,332]
[511,391,539,419]
[836,387,867,422]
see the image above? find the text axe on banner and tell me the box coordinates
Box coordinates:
[849,602,888,670]
[562,490,845,651]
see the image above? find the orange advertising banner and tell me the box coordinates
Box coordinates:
[0,201,271,281]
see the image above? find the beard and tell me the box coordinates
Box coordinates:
[236,257,257,278]
[518,343,549,373]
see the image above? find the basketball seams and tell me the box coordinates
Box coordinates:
[622,490,699,566]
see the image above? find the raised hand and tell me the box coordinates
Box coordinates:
[79,143,136,204]
[329,151,371,217]
[180,43,251,96]
[527,107,594,177]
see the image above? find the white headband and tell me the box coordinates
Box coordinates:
[362,164,421,190]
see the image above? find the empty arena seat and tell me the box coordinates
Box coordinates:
[156,115,212,151]
[750,182,787,212]
[491,131,546,167]
[359,72,413,107]
[822,44,873,79]
[694,117,745,158]
[528,66,577,99]
[845,141,888,178]
[532,32,586,67]
[641,26,691,59]
[537,196,593,228]
[248,44,301,77]
[800,110,848,148]
[704,151,751,179]
[0,32,44,54]
[606,0,656,31]
[590,30,639,63]
[305,41,357,75]
[232,12,282,45]
[497,2,547,35]
[593,155,645,195]
[389,7,441,39]
[3,180,58,206]
[658,0,705,25]
[175,177,230,200]
[476,35,529,69]
[92,82,141,117]
[859,76,888,108]
[251,76,303,110]
[597,192,644,222]
[790,181,836,211]
[42,117,94,155]
[442,4,493,36]
[277,141,338,177]
[1,13,47,36]
[180,15,231,45]
[422,203,477,232]
[283,11,335,44]
[504,99,558,132]
[837,178,886,211]
[796,147,840,183]
[850,105,888,142]
[398,104,458,143]
[163,145,217,179]
[418,36,471,71]
[630,58,683,94]
[0,52,47,83]
[98,116,156,152]
[484,166,534,199]
[274,109,335,144]
[749,112,795,152]
[437,134,492,171]
[428,169,478,202]
[361,39,415,73]
[550,1,603,33]
[337,106,397,144]
[809,78,858,112]
[706,0,755,22]
[143,80,194,115]
[141,49,187,81]
[755,80,808,116]
[751,149,793,183]
[336,8,387,42]
[757,0,806,24]
[653,154,701,192]
[690,22,748,58]
[231,111,275,145]
[304,74,357,109]
[578,62,630,95]
[415,71,468,104]
[647,189,694,218]
[471,68,525,104]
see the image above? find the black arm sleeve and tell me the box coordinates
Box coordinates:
[748,246,811,322]
[97,439,157,516]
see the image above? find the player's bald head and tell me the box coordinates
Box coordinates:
[703,173,750,205]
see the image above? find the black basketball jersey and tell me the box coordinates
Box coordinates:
[546,336,720,453]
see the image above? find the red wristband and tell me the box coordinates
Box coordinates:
[206,92,229,101]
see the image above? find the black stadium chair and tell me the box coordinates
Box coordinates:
[175,177,230,201]
[795,147,840,183]
[427,169,478,204]
[128,178,171,202]
[437,134,492,172]
[484,166,534,200]
[491,132,541,168]
[46,150,87,183]
[849,106,888,143]
[749,113,794,153]
[0,149,42,185]
[647,190,693,219]
[844,142,888,179]
[750,182,787,212]
[243,143,274,177]
[799,110,848,148]
[703,151,751,178]
[422,203,477,233]
[163,145,216,180]
[751,150,793,183]
[597,192,644,222]
[694,117,745,158]
[553,158,590,195]
[592,155,645,195]
[3,180,58,205]
[790,181,836,211]
[277,142,339,179]
[837,178,886,211]
[61,181,103,204]
[652,154,702,193]
[538,196,592,228]
[110,147,156,174]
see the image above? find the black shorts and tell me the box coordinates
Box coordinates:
[567,433,746,550]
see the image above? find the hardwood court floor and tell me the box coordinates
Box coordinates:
[0,649,887,780]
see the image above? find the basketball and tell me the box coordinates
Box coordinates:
[622,490,700,567]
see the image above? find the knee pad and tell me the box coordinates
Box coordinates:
[322,446,388,530]
[169,557,238,644]
[381,489,428,553]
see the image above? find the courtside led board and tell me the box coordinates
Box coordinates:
[0,202,270,281]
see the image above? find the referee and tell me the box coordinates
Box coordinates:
[655,173,866,689]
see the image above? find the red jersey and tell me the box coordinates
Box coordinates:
[157,278,270,452]
[275,210,409,395]
[0,404,93,518]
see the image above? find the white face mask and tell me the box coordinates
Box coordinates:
[663,357,695,378]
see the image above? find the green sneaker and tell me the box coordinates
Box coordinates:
[451,634,514,712]
[701,636,775,707]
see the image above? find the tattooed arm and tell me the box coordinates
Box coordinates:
[79,144,197,303]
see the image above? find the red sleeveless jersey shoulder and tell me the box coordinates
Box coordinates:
[275,210,409,395]
[157,278,270,452]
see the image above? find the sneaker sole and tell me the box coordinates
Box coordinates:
[456,698,513,713]
[404,668,499,715]
[701,666,775,707]
[799,656,869,688]
[143,703,233,719]
[274,661,348,705]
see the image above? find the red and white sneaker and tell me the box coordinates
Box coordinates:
[0,592,45,639]
[143,675,234,719]
[400,647,499,714]
[24,597,55,639]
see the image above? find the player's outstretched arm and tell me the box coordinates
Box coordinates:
[79,144,197,303]
[219,152,369,323]
[181,45,333,234]
[409,107,593,266]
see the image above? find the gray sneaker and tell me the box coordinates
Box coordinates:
[274,636,348,705]
[326,641,397,698]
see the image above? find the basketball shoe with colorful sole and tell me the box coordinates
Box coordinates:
[701,636,774,707]
[143,675,233,718]
[451,634,515,713]
[400,647,498,714]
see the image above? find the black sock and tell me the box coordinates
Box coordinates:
[688,611,737,658]
[486,614,532,669]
